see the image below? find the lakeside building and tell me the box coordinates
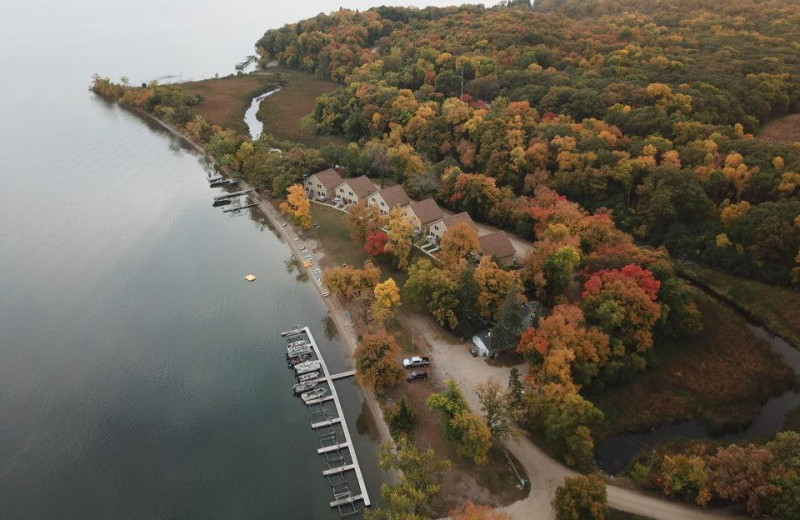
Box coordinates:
[335,175,378,206]
[367,184,411,215]
[403,198,444,235]
[472,302,539,358]
[477,231,516,267]
[304,168,343,201]
[429,212,475,243]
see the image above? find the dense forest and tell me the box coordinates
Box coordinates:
[90,1,800,516]
[256,0,800,286]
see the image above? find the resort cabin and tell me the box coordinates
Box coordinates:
[477,231,517,267]
[429,212,475,243]
[403,198,444,235]
[367,184,411,215]
[335,175,378,206]
[304,168,343,201]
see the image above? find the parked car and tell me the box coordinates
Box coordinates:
[406,370,427,382]
[403,356,431,368]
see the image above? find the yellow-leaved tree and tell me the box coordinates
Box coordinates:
[384,207,415,270]
[371,278,401,324]
[280,184,311,229]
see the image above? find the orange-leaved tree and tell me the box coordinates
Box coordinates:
[354,332,402,393]
[279,184,311,229]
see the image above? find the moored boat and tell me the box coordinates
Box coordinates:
[288,353,313,366]
[293,380,318,394]
[286,339,307,348]
[296,371,319,382]
[281,328,302,337]
[287,344,312,357]
[294,360,321,375]
[301,387,328,403]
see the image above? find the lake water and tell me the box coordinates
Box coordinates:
[0,0,490,517]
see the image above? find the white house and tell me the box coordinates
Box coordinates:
[367,184,411,215]
[304,168,343,201]
[335,175,378,206]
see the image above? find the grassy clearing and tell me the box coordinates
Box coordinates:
[256,67,345,147]
[677,261,800,349]
[306,203,370,269]
[759,113,800,144]
[384,378,529,515]
[592,291,796,435]
[179,74,278,134]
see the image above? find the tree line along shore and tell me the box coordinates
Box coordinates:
[90,1,800,518]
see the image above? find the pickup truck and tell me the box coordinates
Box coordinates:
[402,356,431,368]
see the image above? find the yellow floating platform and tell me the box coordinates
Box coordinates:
[244,274,257,282]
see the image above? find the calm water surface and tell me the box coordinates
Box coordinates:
[0,0,469,517]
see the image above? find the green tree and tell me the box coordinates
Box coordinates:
[660,454,712,507]
[552,474,609,520]
[542,245,580,303]
[476,378,519,442]
[427,380,492,465]
[490,281,526,353]
[366,437,450,520]
[386,397,416,435]
[452,264,482,337]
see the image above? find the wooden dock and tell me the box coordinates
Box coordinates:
[311,417,341,429]
[223,202,258,213]
[302,327,371,508]
[213,188,254,201]
[329,370,356,381]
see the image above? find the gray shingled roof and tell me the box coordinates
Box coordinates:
[479,231,516,258]
[343,175,378,199]
[408,198,444,225]
[312,168,344,190]
[377,184,411,209]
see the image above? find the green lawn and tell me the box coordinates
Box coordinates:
[677,261,800,349]
[306,204,369,269]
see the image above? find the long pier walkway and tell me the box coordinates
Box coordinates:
[213,188,254,201]
[301,327,371,509]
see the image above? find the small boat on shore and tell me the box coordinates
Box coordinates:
[227,179,240,186]
[301,387,328,403]
[294,360,321,375]
[281,328,302,337]
[293,380,318,394]
[296,371,320,382]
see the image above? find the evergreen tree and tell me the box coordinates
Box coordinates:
[453,264,481,337]
[491,281,526,353]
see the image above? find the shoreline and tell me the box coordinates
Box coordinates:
[121,103,735,520]
[135,104,396,463]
